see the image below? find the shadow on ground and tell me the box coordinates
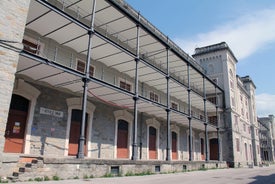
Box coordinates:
[249,174,275,184]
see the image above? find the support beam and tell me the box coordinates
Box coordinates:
[131,16,140,160]
[215,87,221,161]
[77,0,96,159]
[187,63,193,161]
[203,77,209,162]
[166,47,171,161]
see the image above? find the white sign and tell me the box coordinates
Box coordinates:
[40,107,63,118]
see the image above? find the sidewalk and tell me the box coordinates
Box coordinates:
[14,165,275,184]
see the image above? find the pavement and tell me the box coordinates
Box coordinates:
[15,164,275,184]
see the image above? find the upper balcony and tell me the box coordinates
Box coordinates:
[18,0,224,131]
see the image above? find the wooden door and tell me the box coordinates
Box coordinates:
[201,138,205,160]
[4,110,27,153]
[4,94,29,153]
[149,127,157,159]
[210,138,218,160]
[68,110,87,156]
[172,132,178,160]
[117,120,129,158]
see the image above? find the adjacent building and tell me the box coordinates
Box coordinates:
[193,42,261,167]
[258,115,275,163]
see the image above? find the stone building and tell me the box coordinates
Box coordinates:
[0,0,260,180]
[258,115,275,163]
[193,42,261,167]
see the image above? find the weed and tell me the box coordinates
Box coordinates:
[52,175,60,181]
[34,177,44,182]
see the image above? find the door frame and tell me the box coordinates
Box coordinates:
[171,124,180,160]
[65,98,95,157]
[10,79,40,154]
[114,110,133,159]
[146,118,160,160]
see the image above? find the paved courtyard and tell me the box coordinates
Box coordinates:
[15,165,275,184]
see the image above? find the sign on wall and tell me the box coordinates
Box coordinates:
[40,107,63,118]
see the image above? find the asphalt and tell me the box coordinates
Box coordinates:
[14,164,275,184]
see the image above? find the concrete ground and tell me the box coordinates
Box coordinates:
[15,165,275,184]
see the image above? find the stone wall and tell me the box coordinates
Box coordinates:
[0,0,30,157]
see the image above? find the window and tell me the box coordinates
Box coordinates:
[248,126,251,134]
[231,97,235,107]
[150,92,159,102]
[171,101,179,110]
[207,96,216,104]
[76,60,95,77]
[229,69,233,78]
[120,81,131,92]
[208,116,217,124]
[230,80,234,89]
[23,39,40,54]
[243,123,246,132]
[236,138,240,152]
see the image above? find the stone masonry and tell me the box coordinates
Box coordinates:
[0,0,30,155]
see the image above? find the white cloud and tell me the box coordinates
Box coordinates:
[256,93,275,117]
[174,9,275,60]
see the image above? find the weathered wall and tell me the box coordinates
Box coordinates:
[0,0,30,158]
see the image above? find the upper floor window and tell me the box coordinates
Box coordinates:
[208,116,217,124]
[23,39,40,55]
[229,69,233,78]
[207,96,217,104]
[150,91,159,103]
[120,80,132,92]
[76,59,95,77]
[236,138,240,152]
[171,101,179,110]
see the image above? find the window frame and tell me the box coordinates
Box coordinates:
[149,91,159,103]
[76,59,95,77]
[118,78,132,92]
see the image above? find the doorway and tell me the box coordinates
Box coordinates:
[149,126,157,159]
[172,131,178,160]
[210,138,218,160]
[117,120,129,158]
[68,109,88,156]
[4,94,29,153]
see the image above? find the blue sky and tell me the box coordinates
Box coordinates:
[126,0,275,117]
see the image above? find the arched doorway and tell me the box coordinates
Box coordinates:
[68,109,88,156]
[172,131,178,160]
[4,94,29,153]
[117,120,129,158]
[210,138,218,160]
[149,126,157,159]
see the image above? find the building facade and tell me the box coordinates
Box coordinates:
[193,43,261,167]
[0,0,262,179]
[258,115,275,163]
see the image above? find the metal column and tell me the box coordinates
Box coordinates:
[166,47,171,161]
[131,17,140,160]
[203,77,209,162]
[187,63,193,161]
[78,0,97,159]
[215,87,221,161]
